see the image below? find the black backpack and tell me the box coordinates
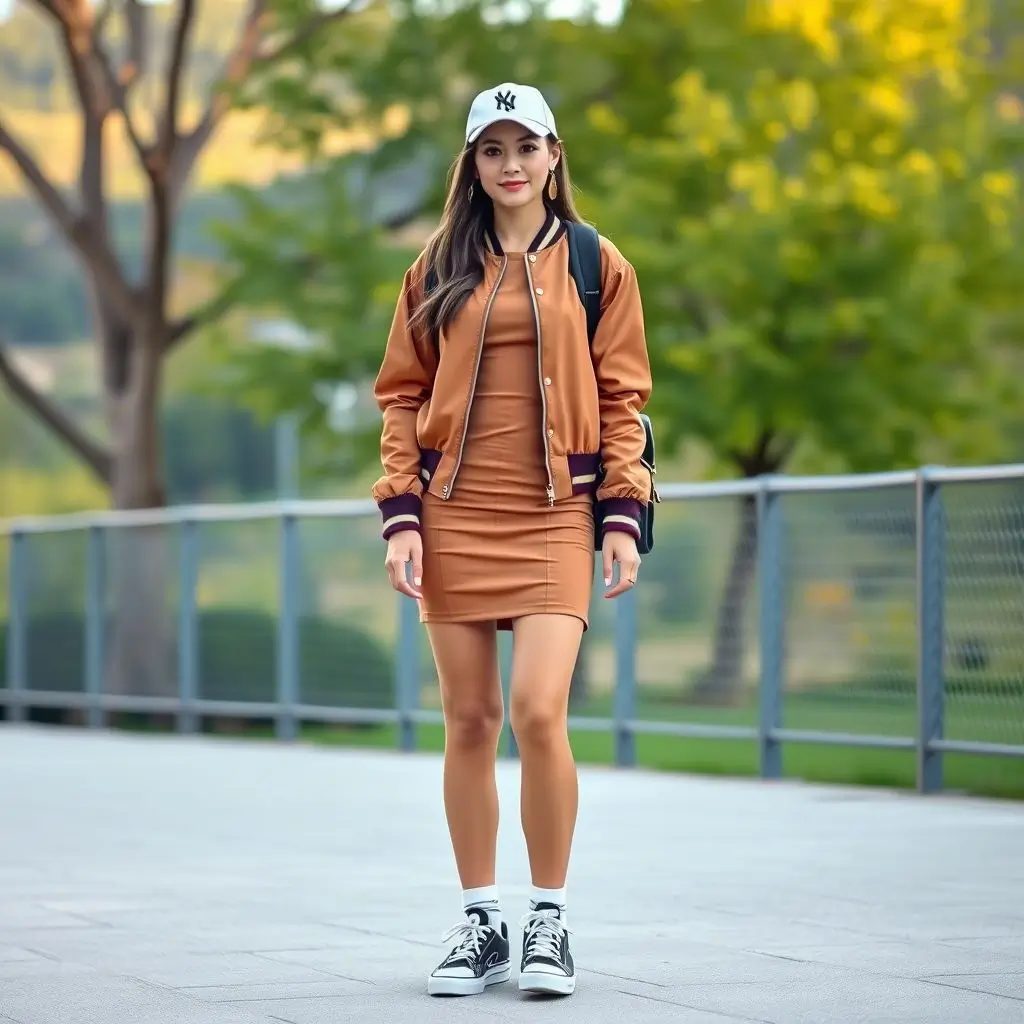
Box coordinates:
[424,220,656,553]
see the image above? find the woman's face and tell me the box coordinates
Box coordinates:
[472,120,559,211]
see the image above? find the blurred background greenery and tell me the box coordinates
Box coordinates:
[2,0,1024,797]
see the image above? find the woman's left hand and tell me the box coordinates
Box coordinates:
[602,532,641,599]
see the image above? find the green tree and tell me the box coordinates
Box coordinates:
[218,0,1024,702]
[592,0,1024,700]
[202,0,596,461]
[0,0,362,700]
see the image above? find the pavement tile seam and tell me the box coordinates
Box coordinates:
[577,967,672,989]
[738,948,1017,986]
[924,972,1024,979]
[615,988,776,1023]
[177,977,376,997]
[310,924,440,948]
[918,978,1024,1003]
[164,966,349,990]
[14,948,61,964]
[247,952,419,981]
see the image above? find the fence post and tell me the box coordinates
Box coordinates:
[613,579,639,768]
[84,526,106,729]
[6,530,27,722]
[916,468,945,794]
[757,477,785,779]
[276,513,300,741]
[395,588,419,753]
[177,520,199,734]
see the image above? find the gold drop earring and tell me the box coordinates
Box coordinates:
[547,172,558,201]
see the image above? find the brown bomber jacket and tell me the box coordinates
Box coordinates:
[371,210,654,542]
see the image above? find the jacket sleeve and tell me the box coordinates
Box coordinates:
[591,237,653,542]
[370,256,437,540]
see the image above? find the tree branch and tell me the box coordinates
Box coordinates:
[159,0,196,158]
[171,0,357,194]
[123,0,148,77]
[143,0,198,323]
[0,118,139,326]
[165,288,240,353]
[728,428,785,477]
[170,0,269,196]
[163,197,423,354]
[0,343,112,484]
[253,3,358,67]
[78,1,154,183]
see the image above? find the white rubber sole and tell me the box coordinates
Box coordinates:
[518,969,576,995]
[427,963,511,996]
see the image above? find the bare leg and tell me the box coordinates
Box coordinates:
[426,621,504,888]
[508,613,584,889]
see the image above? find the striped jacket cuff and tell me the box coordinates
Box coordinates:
[379,493,422,540]
[596,497,642,541]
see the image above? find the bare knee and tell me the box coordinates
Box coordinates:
[510,697,567,749]
[443,697,504,751]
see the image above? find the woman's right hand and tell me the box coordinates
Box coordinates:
[384,529,423,600]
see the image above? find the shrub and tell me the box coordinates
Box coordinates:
[198,608,394,708]
[0,609,394,710]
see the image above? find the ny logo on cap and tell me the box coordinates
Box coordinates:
[495,90,516,112]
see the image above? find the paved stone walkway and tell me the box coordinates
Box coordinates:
[1,724,1023,1023]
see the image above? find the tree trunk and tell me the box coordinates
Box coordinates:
[690,493,759,706]
[688,430,793,706]
[103,331,175,708]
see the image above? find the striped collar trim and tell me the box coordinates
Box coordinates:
[484,208,565,256]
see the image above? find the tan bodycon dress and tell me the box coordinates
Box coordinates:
[419,252,595,631]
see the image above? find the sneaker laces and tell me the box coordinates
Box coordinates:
[519,907,570,962]
[439,918,491,964]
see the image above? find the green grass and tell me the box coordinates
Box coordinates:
[194,714,1024,801]
[41,677,1024,801]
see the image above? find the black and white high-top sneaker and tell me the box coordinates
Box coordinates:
[427,905,511,996]
[518,902,575,995]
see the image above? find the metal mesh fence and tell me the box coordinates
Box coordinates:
[21,528,87,695]
[779,486,918,737]
[296,514,396,711]
[104,523,180,700]
[195,517,278,704]
[3,469,1024,779]
[587,494,761,727]
[943,479,1024,748]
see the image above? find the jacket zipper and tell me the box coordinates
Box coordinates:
[441,256,508,500]
[524,255,556,505]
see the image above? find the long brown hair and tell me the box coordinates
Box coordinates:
[409,134,585,339]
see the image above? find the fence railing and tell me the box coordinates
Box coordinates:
[3,463,1024,794]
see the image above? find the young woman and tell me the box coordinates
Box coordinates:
[371,81,653,998]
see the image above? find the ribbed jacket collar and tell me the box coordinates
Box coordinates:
[484,207,566,256]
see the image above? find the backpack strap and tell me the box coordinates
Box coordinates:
[565,220,602,344]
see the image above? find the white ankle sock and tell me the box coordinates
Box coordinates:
[463,884,502,931]
[530,885,567,915]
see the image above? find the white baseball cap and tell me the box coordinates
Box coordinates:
[465,82,558,144]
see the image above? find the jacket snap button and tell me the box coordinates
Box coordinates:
[547,428,554,437]
[544,377,552,386]
[528,254,537,263]
[535,287,544,295]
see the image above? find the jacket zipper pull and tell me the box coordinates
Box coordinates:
[546,485,555,506]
